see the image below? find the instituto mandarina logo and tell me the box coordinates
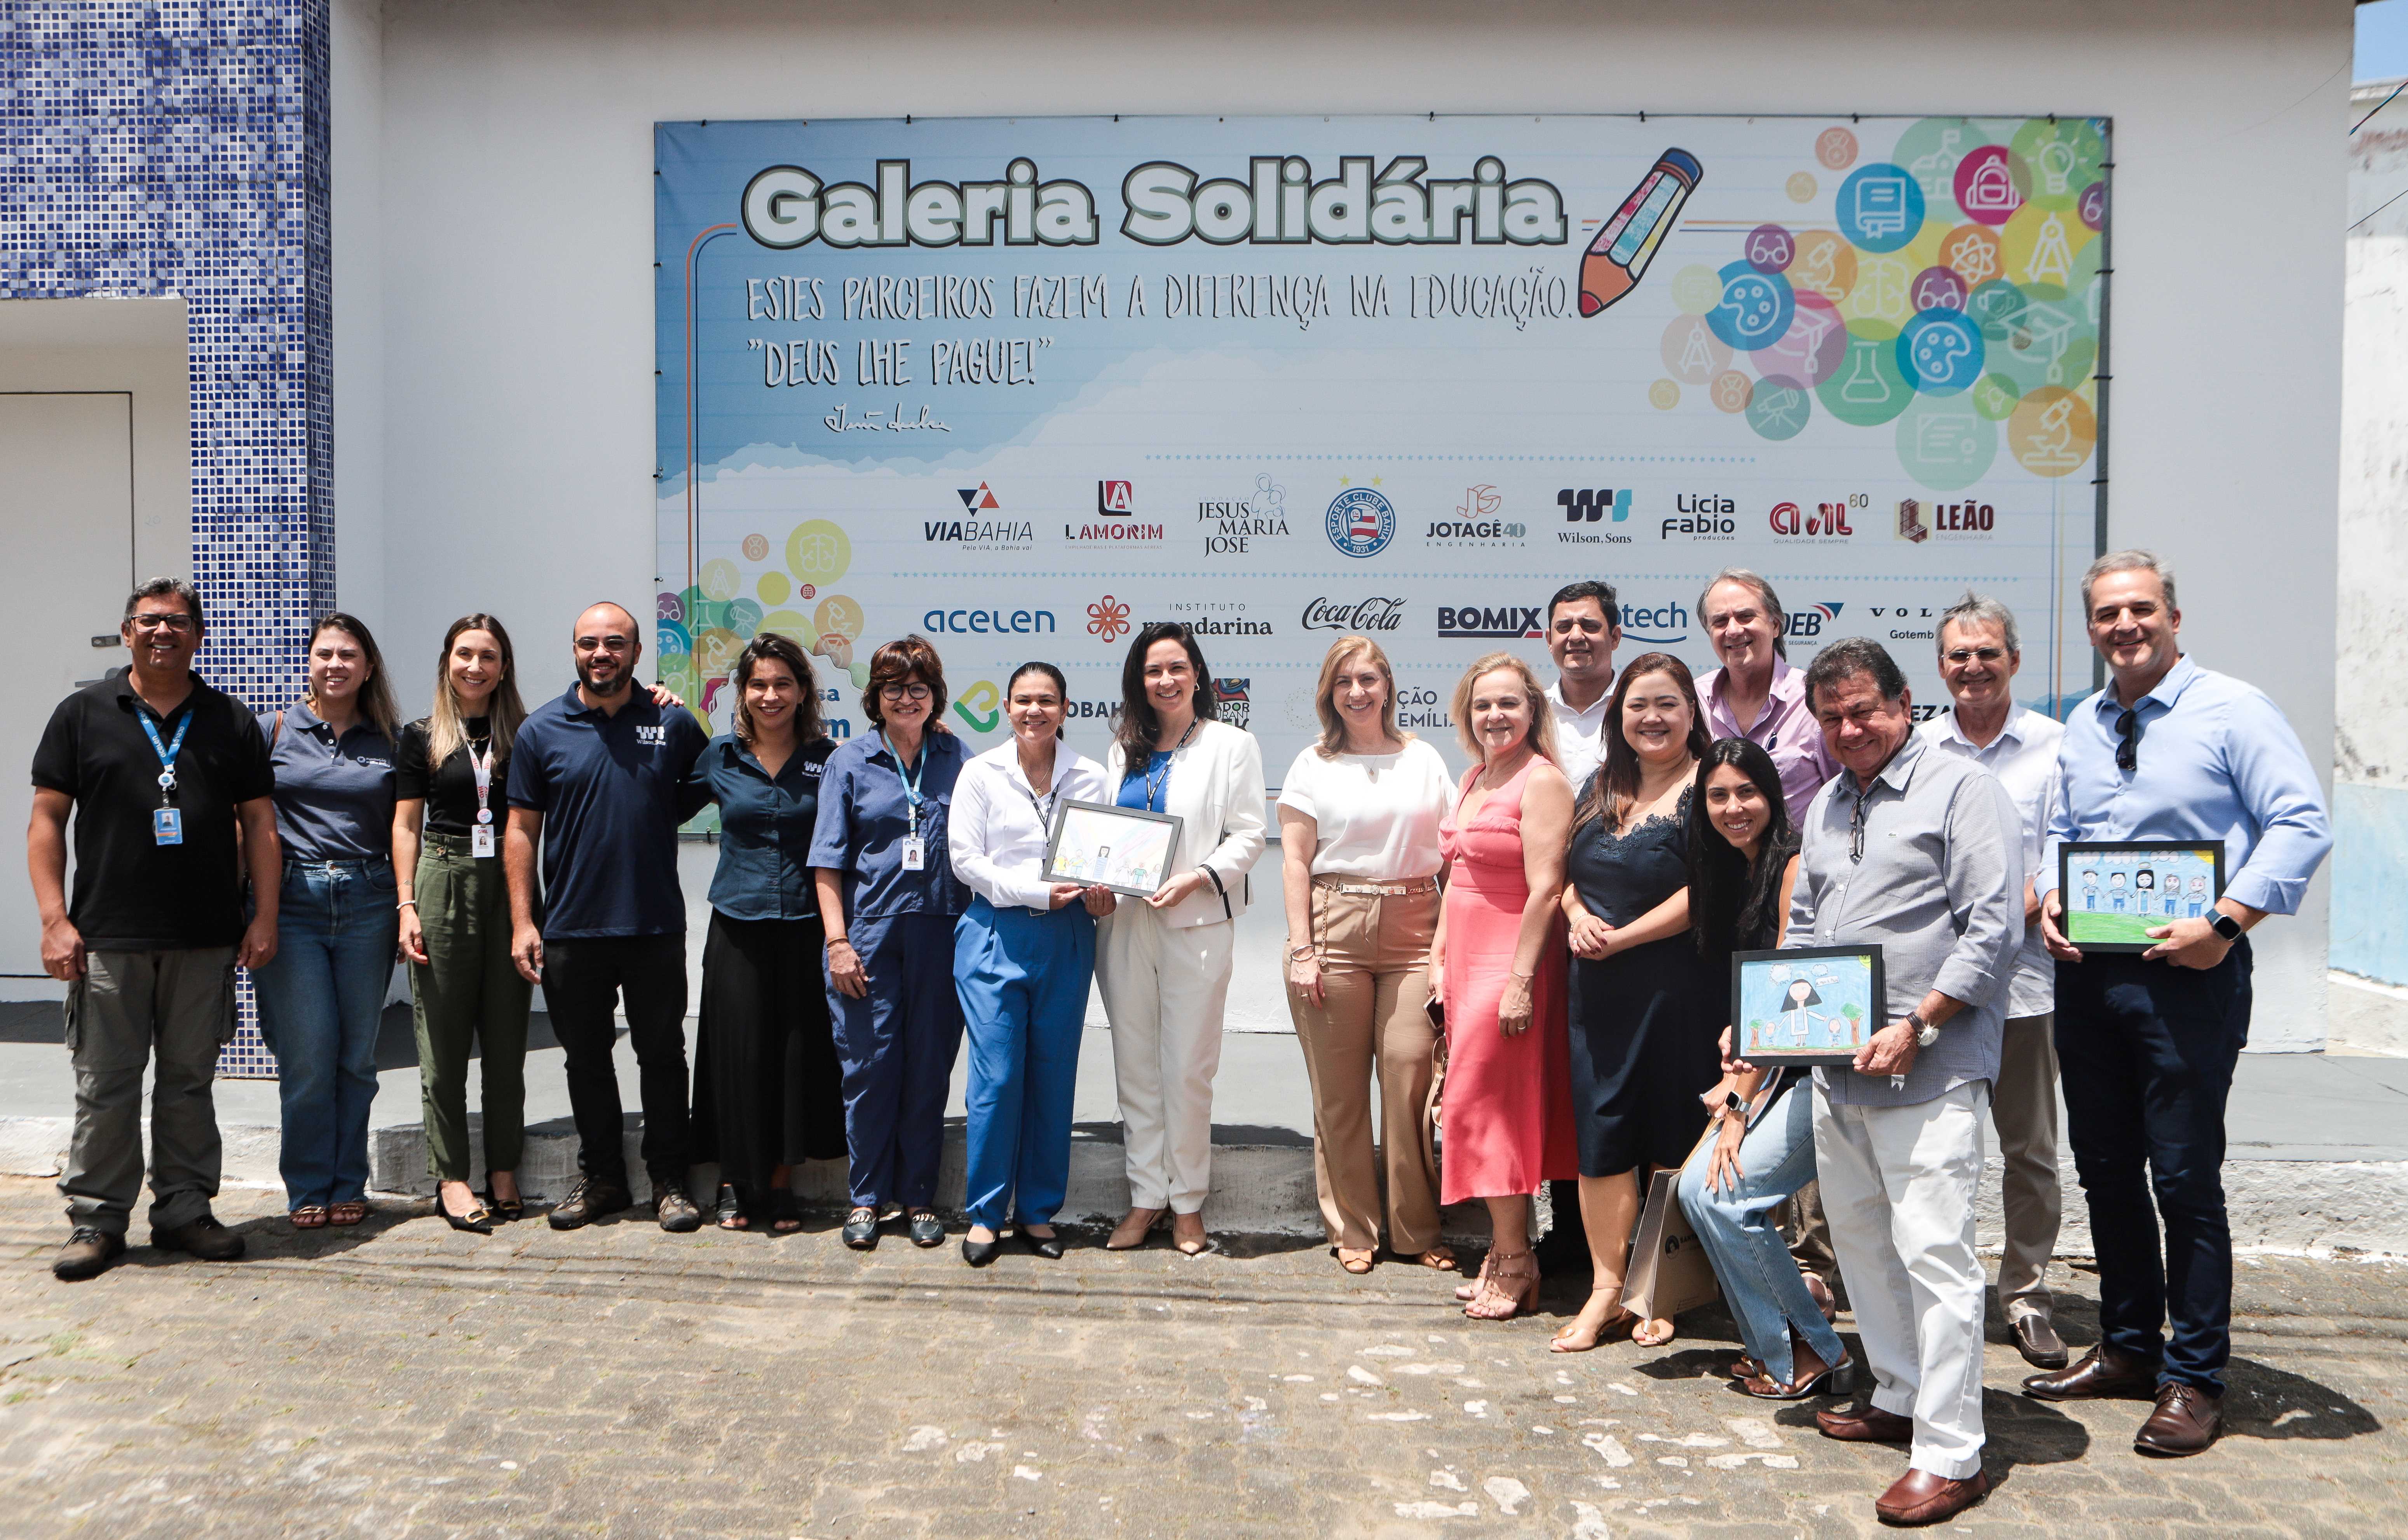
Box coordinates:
[1087,595,1132,643]
[1326,486,1395,558]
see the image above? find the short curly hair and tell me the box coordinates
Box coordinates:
[861,634,949,728]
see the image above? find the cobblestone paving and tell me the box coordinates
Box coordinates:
[0,1178,2400,1538]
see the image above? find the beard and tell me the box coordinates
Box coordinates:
[576,661,632,696]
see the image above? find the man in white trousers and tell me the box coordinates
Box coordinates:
[1787,638,2022,1528]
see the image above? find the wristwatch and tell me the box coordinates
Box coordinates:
[2209,910,2244,942]
[1906,1010,1940,1048]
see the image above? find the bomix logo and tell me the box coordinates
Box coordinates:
[1438,603,1542,639]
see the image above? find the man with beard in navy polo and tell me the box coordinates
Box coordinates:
[506,602,710,1232]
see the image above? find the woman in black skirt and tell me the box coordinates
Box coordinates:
[684,632,844,1230]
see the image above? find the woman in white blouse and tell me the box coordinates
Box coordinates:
[947,663,1116,1267]
[1097,622,1268,1255]
[1279,636,1458,1274]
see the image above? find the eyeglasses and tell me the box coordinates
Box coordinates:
[2114,707,2140,772]
[1850,786,1872,864]
[129,613,195,634]
[1551,617,1610,636]
[575,635,633,653]
[1942,646,2007,665]
[879,682,933,701]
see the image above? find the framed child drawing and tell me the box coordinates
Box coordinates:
[1731,945,1885,1067]
[2057,840,2225,953]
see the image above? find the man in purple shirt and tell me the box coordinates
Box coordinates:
[1695,567,1841,1297]
[1696,568,1841,823]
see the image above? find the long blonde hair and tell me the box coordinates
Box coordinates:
[1450,651,1560,767]
[1311,634,1409,758]
[427,614,528,767]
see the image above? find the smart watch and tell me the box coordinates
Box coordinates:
[1907,1011,1940,1048]
[2209,911,2244,943]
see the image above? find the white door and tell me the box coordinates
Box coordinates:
[0,394,136,981]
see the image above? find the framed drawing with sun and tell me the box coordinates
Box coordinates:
[1731,945,1885,1067]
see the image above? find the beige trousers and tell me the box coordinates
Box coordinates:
[1285,879,1443,1255]
[1993,1011,2063,1317]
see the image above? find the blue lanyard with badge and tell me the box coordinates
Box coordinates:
[887,732,930,871]
[141,709,192,845]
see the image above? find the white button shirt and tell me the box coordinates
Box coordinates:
[1918,704,2063,1019]
[947,739,1110,912]
[1547,680,1611,797]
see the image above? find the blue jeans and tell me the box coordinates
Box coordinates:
[251,860,399,1208]
[1676,1080,1845,1384]
[955,898,1094,1229]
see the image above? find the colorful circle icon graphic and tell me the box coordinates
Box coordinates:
[1745,374,1812,441]
[1746,224,1795,274]
[1815,126,1859,170]
[786,518,851,585]
[740,532,771,562]
[1707,261,1795,351]
[1898,310,1984,395]
[1952,144,2026,227]
[1836,162,1925,254]
[1326,487,1397,559]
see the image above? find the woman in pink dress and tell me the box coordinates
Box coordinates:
[1431,652,1579,1320]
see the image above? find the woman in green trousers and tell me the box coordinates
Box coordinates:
[393,615,532,1233]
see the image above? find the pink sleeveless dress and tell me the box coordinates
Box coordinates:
[1437,756,1577,1205]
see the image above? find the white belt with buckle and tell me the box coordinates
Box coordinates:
[1312,876,1437,897]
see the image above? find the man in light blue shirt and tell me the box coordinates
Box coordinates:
[2024,551,2331,1459]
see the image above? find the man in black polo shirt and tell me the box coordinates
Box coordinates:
[28,577,282,1280]
[506,601,711,1232]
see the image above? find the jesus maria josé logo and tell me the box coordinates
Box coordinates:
[1326,487,1395,558]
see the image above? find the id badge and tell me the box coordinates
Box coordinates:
[472,823,497,858]
[153,807,183,846]
[900,835,926,871]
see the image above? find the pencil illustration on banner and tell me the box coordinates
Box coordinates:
[1578,148,1704,317]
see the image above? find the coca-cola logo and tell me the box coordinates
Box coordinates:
[1301,596,1406,631]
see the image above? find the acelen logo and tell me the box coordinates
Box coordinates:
[922,606,1057,634]
[1786,602,1844,640]
[1097,479,1135,514]
[1301,596,1405,631]
[1437,603,1543,639]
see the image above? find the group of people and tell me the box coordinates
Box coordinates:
[30,549,2329,1528]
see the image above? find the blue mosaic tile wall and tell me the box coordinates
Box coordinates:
[2,0,335,1077]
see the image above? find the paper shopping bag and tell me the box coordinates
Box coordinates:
[1620,1165,1721,1322]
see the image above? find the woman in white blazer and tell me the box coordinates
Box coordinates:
[1096,622,1267,1255]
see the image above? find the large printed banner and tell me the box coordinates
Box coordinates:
[655,115,2106,782]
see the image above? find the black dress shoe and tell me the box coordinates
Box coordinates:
[2009,1313,2070,1370]
[2023,1343,2159,1401]
[441,1197,495,1235]
[962,1235,1003,1266]
[2134,1382,2222,1456]
[908,1209,945,1248]
[653,1181,703,1234]
[1018,1227,1065,1260]
[842,1206,880,1249]
[53,1226,126,1281]
[150,1214,245,1261]
[547,1177,633,1231]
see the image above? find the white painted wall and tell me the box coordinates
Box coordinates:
[355,0,2351,1046]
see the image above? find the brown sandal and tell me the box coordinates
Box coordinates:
[328,1201,368,1227]
[1416,1246,1459,1272]
[1336,1246,1376,1274]
[1550,1289,1638,1353]
[1463,1248,1538,1321]
[289,1205,329,1230]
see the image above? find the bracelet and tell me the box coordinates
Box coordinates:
[1289,945,1316,960]
[396,899,418,910]
[825,937,852,951]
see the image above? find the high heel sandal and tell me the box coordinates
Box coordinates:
[481,1186,523,1224]
[1550,1288,1638,1353]
[1106,1208,1167,1251]
[1463,1248,1538,1321]
[1454,1251,1490,1303]
[1417,1246,1458,1272]
[1740,1355,1859,1400]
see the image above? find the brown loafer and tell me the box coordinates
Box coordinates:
[1815,1403,1914,1444]
[53,1226,126,1282]
[2022,1343,2159,1401]
[2134,1382,2222,1457]
[1874,1467,1990,1526]
[2009,1313,2070,1370]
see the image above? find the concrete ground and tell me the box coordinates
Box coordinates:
[0,1176,2401,1538]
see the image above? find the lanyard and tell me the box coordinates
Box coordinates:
[140,709,192,803]
[1019,760,1060,830]
[1139,719,1196,813]
[467,734,495,823]
[885,732,928,837]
